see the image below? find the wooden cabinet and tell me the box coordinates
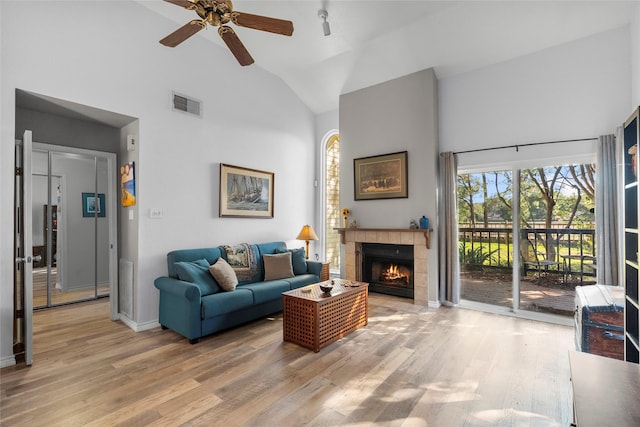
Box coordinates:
[623,106,640,363]
[282,281,368,352]
[43,204,57,267]
[569,350,640,426]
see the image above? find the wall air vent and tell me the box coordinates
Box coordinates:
[171,92,202,117]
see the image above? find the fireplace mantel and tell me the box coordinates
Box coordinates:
[335,228,431,249]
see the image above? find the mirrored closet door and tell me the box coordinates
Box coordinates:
[31,145,114,309]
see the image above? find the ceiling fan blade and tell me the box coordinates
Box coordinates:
[163,0,198,10]
[218,26,254,66]
[160,20,204,47]
[231,12,294,36]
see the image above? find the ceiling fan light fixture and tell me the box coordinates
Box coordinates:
[318,9,330,36]
[160,0,294,66]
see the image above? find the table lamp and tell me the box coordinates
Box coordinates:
[296,225,319,259]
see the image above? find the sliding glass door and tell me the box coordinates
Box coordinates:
[458,162,595,318]
[517,165,596,315]
[458,169,514,308]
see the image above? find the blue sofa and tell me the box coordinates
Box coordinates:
[154,241,322,343]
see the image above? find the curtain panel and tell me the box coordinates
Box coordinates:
[595,133,620,286]
[439,152,460,304]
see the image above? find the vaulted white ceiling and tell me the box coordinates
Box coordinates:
[105,2,640,115]
[139,1,636,114]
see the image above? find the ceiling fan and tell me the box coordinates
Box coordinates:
[160,0,294,66]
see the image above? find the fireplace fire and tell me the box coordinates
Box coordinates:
[379,263,409,284]
[361,243,414,298]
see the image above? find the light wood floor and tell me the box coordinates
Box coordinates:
[32,268,109,307]
[0,294,574,426]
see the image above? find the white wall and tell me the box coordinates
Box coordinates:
[439,26,631,170]
[339,69,439,303]
[315,109,339,141]
[632,3,640,109]
[0,1,317,365]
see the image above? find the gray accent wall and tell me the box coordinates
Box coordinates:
[15,107,121,153]
[339,68,439,304]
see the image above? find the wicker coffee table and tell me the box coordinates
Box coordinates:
[282,279,368,352]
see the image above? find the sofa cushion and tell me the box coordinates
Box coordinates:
[263,252,294,281]
[174,259,221,296]
[285,274,320,290]
[201,289,254,318]
[256,241,287,256]
[208,257,238,291]
[167,247,223,278]
[240,280,291,305]
[276,247,307,275]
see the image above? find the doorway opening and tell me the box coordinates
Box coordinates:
[12,89,137,366]
[13,138,118,363]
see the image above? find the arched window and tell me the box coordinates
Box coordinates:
[324,133,340,272]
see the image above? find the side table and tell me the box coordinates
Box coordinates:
[320,262,330,281]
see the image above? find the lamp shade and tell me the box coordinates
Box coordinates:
[296,225,319,241]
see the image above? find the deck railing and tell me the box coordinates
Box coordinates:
[458,226,596,278]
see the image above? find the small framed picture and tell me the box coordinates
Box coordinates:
[82,193,106,217]
[121,161,136,207]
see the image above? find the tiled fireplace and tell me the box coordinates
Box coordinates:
[337,228,430,306]
[361,243,414,298]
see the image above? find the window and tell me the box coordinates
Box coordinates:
[324,134,340,271]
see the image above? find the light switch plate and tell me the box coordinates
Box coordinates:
[127,134,136,151]
[150,208,163,219]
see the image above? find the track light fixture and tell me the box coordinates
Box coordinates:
[318,9,330,36]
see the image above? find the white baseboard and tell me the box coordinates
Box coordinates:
[135,319,161,332]
[0,355,17,368]
[118,314,160,332]
[428,300,441,309]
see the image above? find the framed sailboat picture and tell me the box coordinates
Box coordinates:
[219,163,274,218]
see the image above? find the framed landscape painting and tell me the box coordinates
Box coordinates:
[354,151,408,200]
[219,163,274,218]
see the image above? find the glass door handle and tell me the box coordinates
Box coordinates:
[15,255,41,264]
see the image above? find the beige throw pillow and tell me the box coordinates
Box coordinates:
[208,257,238,291]
[263,252,294,281]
